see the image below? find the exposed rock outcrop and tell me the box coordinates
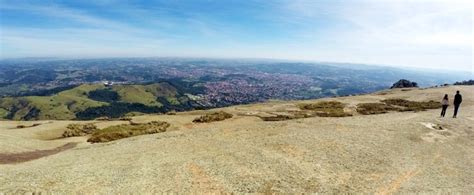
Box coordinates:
[390,79,418,89]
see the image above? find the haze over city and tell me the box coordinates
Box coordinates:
[0,0,472,71]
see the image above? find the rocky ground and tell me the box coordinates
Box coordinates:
[0,86,473,193]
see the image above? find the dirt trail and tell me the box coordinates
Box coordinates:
[0,142,77,164]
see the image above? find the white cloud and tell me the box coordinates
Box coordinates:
[277,0,473,71]
[0,0,472,71]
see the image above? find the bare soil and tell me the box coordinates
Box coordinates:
[0,143,77,164]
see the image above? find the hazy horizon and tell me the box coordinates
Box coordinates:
[0,0,472,71]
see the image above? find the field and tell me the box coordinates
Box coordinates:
[0,83,191,120]
[0,86,473,193]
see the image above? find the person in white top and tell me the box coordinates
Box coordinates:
[440,94,449,117]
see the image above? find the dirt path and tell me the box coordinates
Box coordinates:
[0,142,77,164]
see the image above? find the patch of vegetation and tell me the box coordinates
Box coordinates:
[381,98,441,111]
[0,83,202,120]
[298,101,352,117]
[356,103,399,115]
[454,80,474,85]
[76,102,163,120]
[87,89,119,103]
[62,123,98,137]
[87,121,170,143]
[123,112,145,117]
[391,79,418,89]
[15,85,79,97]
[357,98,441,115]
[118,117,132,121]
[193,111,233,123]
[16,123,41,129]
[95,116,111,121]
[259,114,296,121]
[113,85,163,107]
[0,108,8,118]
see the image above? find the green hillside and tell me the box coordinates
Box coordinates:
[0,83,201,120]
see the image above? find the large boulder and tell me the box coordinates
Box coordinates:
[390,79,418,89]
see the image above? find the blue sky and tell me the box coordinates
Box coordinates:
[0,0,472,71]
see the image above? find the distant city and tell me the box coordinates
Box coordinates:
[0,58,470,108]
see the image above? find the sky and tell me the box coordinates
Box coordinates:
[0,0,472,71]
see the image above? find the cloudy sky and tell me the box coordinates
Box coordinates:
[0,0,472,71]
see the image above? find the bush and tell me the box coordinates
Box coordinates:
[118,117,132,121]
[95,116,111,121]
[390,79,418,88]
[62,123,98,137]
[298,101,344,110]
[193,111,233,123]
[357,98,442,115]
[15,123,41,129]
[381,98,441,111]
[356,103,399,115]
[260,114,296,121]
[87,121,170,143]
[298,101,352,117]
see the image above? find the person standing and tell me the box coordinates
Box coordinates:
[440,94,449,117]
[453,91,462,118]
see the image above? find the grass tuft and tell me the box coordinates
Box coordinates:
[357,98,441,115]
[62,123,98,137]
[356,103,399,115]
[381,98,441,111]
[87,121,170,143]
[298,101,352,117]
[16,123,41,129]
[193,111,233,123]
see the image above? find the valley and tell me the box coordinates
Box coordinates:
[0,58,469,120]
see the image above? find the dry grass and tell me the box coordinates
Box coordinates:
[298,101,352,117]
[259,111,319,121]
[15,123,41,129]
[95,116,111,121]
[62,123,98,137]
[356,103,399,115]
[260,101,352,121]
[260,114,297,121]
[381,98,441,111]
[298,101,345,110]
[87,121,170,143]
[119,117,132,121]
[193,111,233,123]
[357,98,442,115]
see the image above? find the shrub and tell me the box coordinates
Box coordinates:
[119,117,132,121]
[260,114,296,121]
[381,98,441,111]
[62,123,98,137]
[16,123,41,129]
[391,79,418,88]
[87,121,170,143]
[193,111,233,123]
[298,101,352,117]
[166,110,177,115]
[95,116,111,121]
[356,103,399,115]
[298,101,345,110]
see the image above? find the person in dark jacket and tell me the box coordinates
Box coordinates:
[440,94,449,117]
[453,91,462,118]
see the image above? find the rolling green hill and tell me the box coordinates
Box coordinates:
[0,83,202,120]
